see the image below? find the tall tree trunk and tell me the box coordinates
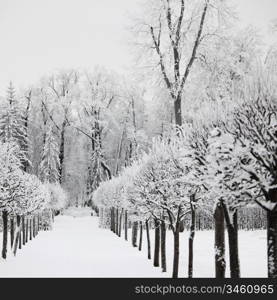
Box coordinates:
[58,120,66,184]
[37,215,40,232]
[161,218,167,272]
[114,125,126,175]
[116,208,119,236]
[146,220,151,260]
[19,225,22,250]
[222,203,240,278]
[188,202,196,278]
[112,207,116,233]
[13,215,21,256]
[33,217,36,238]
[119,209,123,237]
[29,218,32,240]
[174,94,182,127]
[10,216,14,249]
[110,208,113,232]
[139,221,143,251]
[2,210,8,259]
[26,218,29,243]
[214,202,226,278]
[22,215,25,246]
[179,220,185,232]
[172,224,180,278]
[153,219,160,267]
[22,89,32,172]
[267,210,277,278]
[125,210,128,241]
[132,221,138,247]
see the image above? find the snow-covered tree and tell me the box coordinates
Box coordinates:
[131,0,233,126]
[0,141,23,258]
[0,82,30,170]
[205,127,250,278]
[46,183,68,215]
[227,80,277,278]
[39,124,60,183]
[122,138,193,277]
[11,173,50,256]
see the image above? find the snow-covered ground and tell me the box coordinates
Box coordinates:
[62,206,93,217]
[0,212,267,277]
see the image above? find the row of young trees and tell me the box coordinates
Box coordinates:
[93,71,277,278]
[0,140,67,259]
[0,83,68,260]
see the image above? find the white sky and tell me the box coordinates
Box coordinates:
[0,0,276,95]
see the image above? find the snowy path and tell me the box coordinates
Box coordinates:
[0,213,267,277]
[0,215,166,277]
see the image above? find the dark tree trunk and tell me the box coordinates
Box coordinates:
[267,210,277,278]
[26,218,29,243]
[58,120,66,184]
[111,207,115,233]
[118,209,123,237]
[132,221,138,247]
[125,210,128,241]
[13,215,21,256]
[188,202,196,278]
[228,212,240,278]
[113,208,116,233]
[139,221,143,251]
[153,219,160,267]
[214,202,226,278]
[116,208,119,236]
[10,216,14,249]
[22,90,32,172]
[33,217,36,238]
[161,218,167,272]
[37,216,39,235]
[179,220,185,232]
[37,215,40,232]
[29,218,32,240]
[22,215,25,246]
[174,94,182,127]
[19,224,22,250]
[146,220,151,260]
[222,204,240,278]
[2,210,8,259]
[172,224,180,278]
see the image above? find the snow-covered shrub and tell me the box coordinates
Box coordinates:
[45,183,68,211]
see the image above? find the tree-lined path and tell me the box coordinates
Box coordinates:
[0,208,266,278]
[0,213,165,277]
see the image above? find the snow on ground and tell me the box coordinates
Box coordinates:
[152,229,267,278]
[0,215,167,277]
[0,212,267,277]
[62,206,93,217]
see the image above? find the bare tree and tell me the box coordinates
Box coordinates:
[132,0,227,126]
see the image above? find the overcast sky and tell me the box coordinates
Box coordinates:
[0,0,276,95]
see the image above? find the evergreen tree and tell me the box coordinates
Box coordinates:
[0,82,30,170]
[39,124,60,183]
